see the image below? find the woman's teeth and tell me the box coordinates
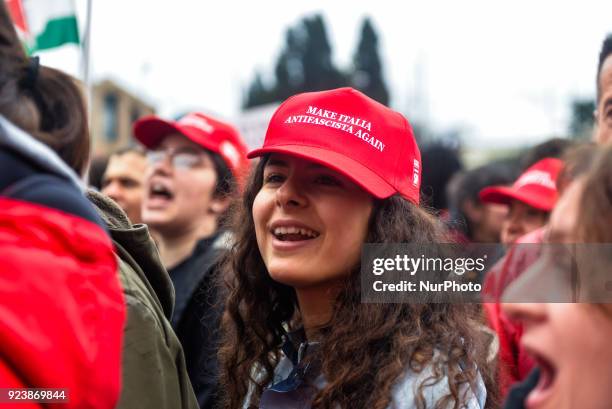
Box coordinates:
[273,226,319,239]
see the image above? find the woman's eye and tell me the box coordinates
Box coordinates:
[314,174,342,186]
[264,173,285,184]
[526,208,544,218]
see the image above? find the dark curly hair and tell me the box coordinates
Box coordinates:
[597,33,612,102]
[218,156,497,409]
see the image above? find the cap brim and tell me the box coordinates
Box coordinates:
[479,186,554,211]
[133,117,186,149]
[133,116,224,157]
[247,144,396,199]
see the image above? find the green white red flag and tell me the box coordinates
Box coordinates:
[6,0,80,53]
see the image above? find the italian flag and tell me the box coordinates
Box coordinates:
[7,0,79,53]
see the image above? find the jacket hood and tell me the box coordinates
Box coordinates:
[0,115,83,192]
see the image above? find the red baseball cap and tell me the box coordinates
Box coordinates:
[479,158,563,211]
[133,112,249,183]
[247,87,422,204]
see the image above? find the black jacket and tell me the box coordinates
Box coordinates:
[169,233,229,409]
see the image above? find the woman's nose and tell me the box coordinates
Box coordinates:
[275,176,307,209]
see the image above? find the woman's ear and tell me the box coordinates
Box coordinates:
[209,195,232,216]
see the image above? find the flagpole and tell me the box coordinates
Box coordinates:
[81,0,93,184]
[81,0,93,119]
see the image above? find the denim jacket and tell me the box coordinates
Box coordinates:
[245,329,487,409]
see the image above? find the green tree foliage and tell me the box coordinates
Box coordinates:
[351,18,389,106]
[243,72,276,108]
[301,15,347,92]
[569,98,595,139]
[243,15,388,109]
[273,28,303,101]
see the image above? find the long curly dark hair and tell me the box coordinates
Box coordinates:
[219,156,497,409]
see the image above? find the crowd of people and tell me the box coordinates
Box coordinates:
[1,2,611,408]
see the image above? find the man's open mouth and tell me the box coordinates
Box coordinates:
[149,182,174,200]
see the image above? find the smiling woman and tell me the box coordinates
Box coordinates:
[219,88,495,409]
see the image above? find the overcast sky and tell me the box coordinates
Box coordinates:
[39,0,612,148]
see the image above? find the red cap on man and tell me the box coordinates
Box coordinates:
[479,158,563,212]
[133,112,249,186]
[248,87,422,204]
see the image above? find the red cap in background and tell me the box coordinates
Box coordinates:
[133,112,249,185]
[479,158,563,211]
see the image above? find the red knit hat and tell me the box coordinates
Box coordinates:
[133,112,249,184]
[247,87,422,204]
[479,158,563,211]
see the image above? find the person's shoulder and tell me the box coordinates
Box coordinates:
[0,196,124,408]
[86,189,132,230]
[117,256,162,312]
